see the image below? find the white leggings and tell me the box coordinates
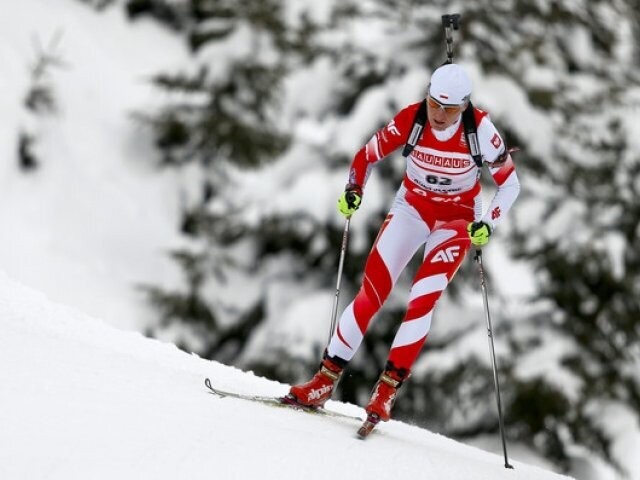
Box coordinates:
[327,197,471,372]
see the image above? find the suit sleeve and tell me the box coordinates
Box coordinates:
[476,116,521,229]
[347,103,420,188]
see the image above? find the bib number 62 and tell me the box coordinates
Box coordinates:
[426,175,452,185]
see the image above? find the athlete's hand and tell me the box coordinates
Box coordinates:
[337,184,362,217]
[467,221,491,247]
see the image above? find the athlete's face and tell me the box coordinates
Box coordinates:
[427,95,466,131]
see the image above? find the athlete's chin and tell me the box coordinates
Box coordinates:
[431,122,447,131]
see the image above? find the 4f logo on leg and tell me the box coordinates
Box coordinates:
[431,245,461,263]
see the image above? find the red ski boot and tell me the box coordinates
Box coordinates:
[364,368,407,422]
[284,355,345,408]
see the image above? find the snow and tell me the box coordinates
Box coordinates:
[0,270,574,480]
[0,0,189,331]
[474,70,554,159]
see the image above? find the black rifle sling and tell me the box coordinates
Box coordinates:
[402,100,483,169]
[462,101,483,168]
[401,99,427,158]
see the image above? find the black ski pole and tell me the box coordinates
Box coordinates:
[328,217,350,343]
[441,13,461,64]
[475,249,514,470]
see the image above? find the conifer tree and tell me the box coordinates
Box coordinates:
[128,0,640,473]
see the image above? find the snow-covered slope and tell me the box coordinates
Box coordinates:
[0,271,573,480]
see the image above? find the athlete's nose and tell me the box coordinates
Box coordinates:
[431,108,448,122]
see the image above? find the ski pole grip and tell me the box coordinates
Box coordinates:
[441,13,461,30]
[441,13,461,64]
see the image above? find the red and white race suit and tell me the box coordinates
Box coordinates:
[326,102,520,372]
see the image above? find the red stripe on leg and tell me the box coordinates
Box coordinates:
[363,248,393,306]
[405,292,440,321]
[336,325,353,350]
[388,335,429,372]
[353,247,392,332]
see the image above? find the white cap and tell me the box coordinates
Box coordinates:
[428,63,472,105]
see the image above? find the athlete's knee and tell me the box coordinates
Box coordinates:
[426,239,468,267]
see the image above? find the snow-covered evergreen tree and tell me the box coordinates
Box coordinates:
[122,0,640,474]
